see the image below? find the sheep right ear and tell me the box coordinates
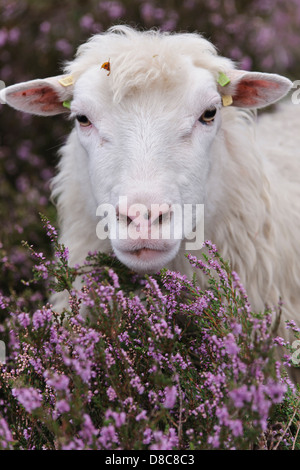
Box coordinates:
[0,75,74,116]
[219,70,292,109]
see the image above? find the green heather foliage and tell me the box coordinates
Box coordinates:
[0,0,300,450]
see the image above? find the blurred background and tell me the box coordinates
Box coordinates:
[1,0,300,306]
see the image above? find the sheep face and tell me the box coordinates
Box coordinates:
[70,66,221,273]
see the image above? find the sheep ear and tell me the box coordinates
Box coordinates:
[0,75,74,116]
[220,70,292,109]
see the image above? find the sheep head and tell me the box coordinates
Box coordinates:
[0,27,292,274]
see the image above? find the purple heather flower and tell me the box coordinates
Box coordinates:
[136,410,148,421]
[44,220,58,242]
[100,1,125,20]
[79,14,95,30]
[207,433,220,449]
[273,336,286,346]
[79,414,98,445]
[143,427,152,445]
[265,380,287,404]
[55,39,73,56]
[104,347,116,369]
[98,424,119,449]
[34,264,48,280]
[105,410,126,428]
[229,419,243,437]
[23,428,31,441]
[229,385,252,408]
[39,21,51,34]
[56,399,70,414]
[150,428,179,450]
[32,307,52,329]
[45,372,70,392]
[17,312,30,328]
[163,386,177,409]
[130,375,145,395]
[224,333,240,356]
[108,269,120,288]
[285,320,300,333]
[0,293,9,310]
[0,418,13,449]
[107,386,117,401]
[12,387,42,413]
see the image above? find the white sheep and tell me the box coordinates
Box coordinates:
[1,26,299,357]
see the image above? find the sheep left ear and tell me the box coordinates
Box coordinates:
[220,70,292,109]
[0,75,74,116]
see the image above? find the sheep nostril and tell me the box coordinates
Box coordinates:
[116,207,137,227]
[116,202,172,228]
[118,213,132,226]
[152,206,172,226]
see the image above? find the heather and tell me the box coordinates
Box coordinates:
[1,0,300,451]
[0,224,299,450]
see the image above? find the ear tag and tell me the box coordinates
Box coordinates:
[218,73,232,107]
[63,100,71,109]
[217,72,231,87]
[58,75,74,87]
[222,95,233,107]
[101,60,111,76]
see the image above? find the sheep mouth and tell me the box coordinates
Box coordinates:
[113,242,180,273]
[112,238,181,273]
[129,247,167,258]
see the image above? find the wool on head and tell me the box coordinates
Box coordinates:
[64,25,234,102]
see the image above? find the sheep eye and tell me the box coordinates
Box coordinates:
[199,108,217,124]
[76,115,91,127]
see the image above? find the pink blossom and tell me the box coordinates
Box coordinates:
[163,386,177,409]
[12,387,42,413]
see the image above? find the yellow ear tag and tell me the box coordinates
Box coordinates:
[217,73,232,107]
[222,95,233,107]
[58,75,74,87]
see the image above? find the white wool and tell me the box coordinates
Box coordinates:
[64,25,233,102]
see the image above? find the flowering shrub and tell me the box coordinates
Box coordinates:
[0,220,299,450]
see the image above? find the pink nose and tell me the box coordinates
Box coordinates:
[116,201,172,237]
